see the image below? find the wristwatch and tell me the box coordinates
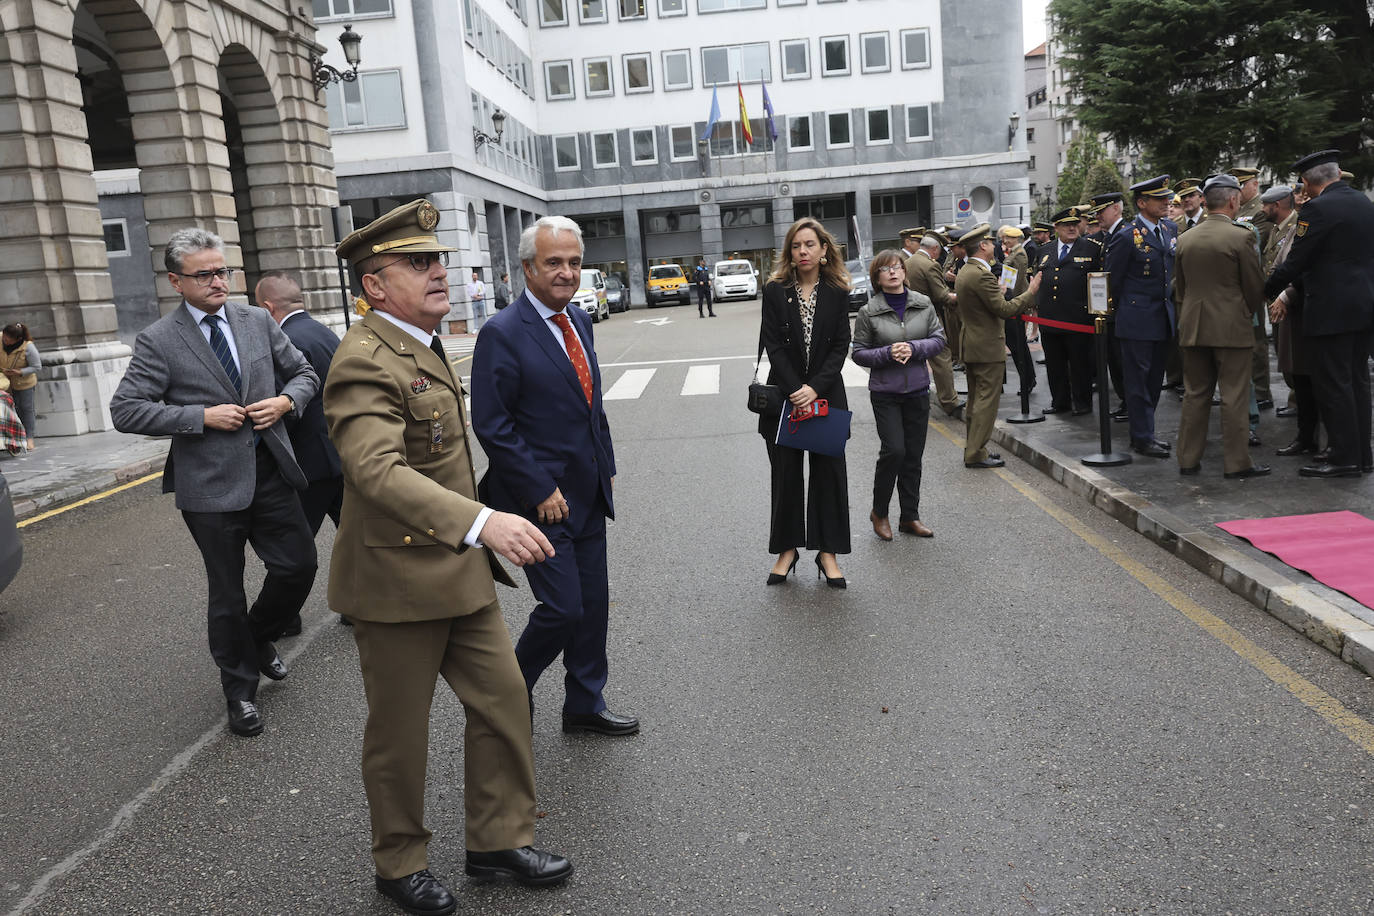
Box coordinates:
[283,394,296,412]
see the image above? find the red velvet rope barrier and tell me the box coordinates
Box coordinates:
[1018,314,1097,334]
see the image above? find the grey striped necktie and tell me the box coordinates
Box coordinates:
[203,314,241,394]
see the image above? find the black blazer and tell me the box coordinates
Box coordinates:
[1264,181,1374,336]
[757,279,851,436]
[280,311,343,482]
[1035,237,1103,324]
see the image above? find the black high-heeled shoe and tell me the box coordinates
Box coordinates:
[815,554,847,590]
[766,551,799,585]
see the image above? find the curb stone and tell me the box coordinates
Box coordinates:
[12,454,165,523]
[992,423,1374,678]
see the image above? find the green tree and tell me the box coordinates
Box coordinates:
[1083,159,1128,199]
[1055,132,1112,208]
[1049,0,1374,185]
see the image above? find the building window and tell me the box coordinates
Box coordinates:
[103,219,130,257]
[788,114,812,151]
[659,0,686,13]
[645,209,701,233]
[698,0,764,10]
[540,0,568,25]
[820,36,850,76]
[900,28,930,69]
[860,31,889,73]
[721,204,768,227]
[663,49,692,90]
[1029,155,1037,170]
[701,42,771,86]
[618,0,646,19]
[579,0,607,22]
[544,60,575,100]
[780,39,809,80]
[582,215,626,238]
[591,131,618,167]
[669,124,696,161]
[866,107,891,144]
[631,127,657,164]
[1026,127,1035,142]
[826,110,851,148]
[553,134,580,170]
[905,103,932,141]
[871,192,919,215]
[585,57,613,96]
[313,0,392,20]
[623,53,652,92]
[325,69,406,130]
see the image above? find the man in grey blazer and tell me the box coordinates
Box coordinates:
[110,229,320,738]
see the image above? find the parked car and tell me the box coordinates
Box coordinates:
[711,259,758,301]
[604,275,630,312]
[646,264,690,308]
[0,469,22,594]
[845,259,871,312]
[573,269,610,322]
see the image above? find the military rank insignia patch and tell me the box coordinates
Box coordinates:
[411,376,432,394]
[1296,220,1309,237]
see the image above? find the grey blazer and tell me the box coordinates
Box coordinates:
[110,301,319,512]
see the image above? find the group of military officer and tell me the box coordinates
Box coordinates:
[889,148,1374,480]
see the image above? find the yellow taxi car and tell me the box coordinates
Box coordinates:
[646,264,690,308]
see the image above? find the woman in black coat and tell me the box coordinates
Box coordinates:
[758,217,852,588]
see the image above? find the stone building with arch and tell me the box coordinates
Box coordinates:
[0,0,339,435]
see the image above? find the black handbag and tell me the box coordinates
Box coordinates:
[746,340,784,415]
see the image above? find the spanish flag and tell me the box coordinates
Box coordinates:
[737,78,754,146]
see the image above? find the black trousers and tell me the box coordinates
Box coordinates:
[763,432,850,555]
[1004,317,1036,395]
[696,285,714,315]
[1041,329,1095,410]
[1105,322,1125,402]
[182,446,318,700]
[1290,373,1321,447]
[1309,331,1372,467]
[870,392,929,523]
[299,475,344,535]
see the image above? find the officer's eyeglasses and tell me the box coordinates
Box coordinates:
[172,268,234,286]
[877,265,905,274]
[375,252,449,275]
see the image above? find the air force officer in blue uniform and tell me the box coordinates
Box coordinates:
[471,216,639,737]
[1106,176,1178,458]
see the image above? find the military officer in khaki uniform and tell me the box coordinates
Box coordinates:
[954,223,1042,468]
[1228,165,1276,409]
[902,227,964,418]
[326,200,572,916]
[1173,175,1269,479]
[1175,178,1205,232]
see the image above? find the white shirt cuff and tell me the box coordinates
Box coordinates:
[464,507,494,547]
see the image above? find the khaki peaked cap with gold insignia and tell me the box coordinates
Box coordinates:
[336,199,455,265]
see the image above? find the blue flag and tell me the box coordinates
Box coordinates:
[761,82,778,141]
[699,86,721,142]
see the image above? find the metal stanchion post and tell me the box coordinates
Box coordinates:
[1005,317,1043,424]
[331,206,352,329]
[1081,315,1132,467]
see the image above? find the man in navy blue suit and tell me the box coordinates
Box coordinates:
[1106,175,1178,458]
[471,216,638,737]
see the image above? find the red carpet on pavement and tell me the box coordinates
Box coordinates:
[1216,510,1374,610]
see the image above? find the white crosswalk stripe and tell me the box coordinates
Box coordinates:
[603,367,657,400]
[596,359,870,403]
[680,364,720,396]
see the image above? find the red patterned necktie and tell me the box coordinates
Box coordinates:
[550,311,593,407]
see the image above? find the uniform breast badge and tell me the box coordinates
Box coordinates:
[430,417,445,453]
[411,376,432,394]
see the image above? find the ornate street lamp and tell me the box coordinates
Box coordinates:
[1007,111,1021,151]
[473,108,507,149]
[310,23,362,96]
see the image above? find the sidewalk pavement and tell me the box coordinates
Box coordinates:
[985,344,1374,676]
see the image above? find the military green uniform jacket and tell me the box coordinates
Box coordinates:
[1004,246,1030,297]
[324,310,514,623]
[904,249,954,312]
[1173,213,1265,348]
[1262,210,1298,276]
[954,258,1038,362]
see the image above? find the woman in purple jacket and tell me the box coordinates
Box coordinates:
[851,249,947,541]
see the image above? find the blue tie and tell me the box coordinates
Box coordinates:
[1059,243,1070,264]
[203,314,242,395]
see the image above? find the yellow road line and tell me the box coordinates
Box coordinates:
[17,472,162,529]
[929,418,1374,756]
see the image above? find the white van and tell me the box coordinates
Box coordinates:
[711,260,758,301]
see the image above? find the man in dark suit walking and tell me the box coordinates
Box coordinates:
[471,215,638,737]
[1265,149,1374,478]
[110,229,319,738]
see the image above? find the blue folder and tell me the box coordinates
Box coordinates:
[775,405,852,457]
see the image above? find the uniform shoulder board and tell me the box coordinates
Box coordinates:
[1085,236,1103,248]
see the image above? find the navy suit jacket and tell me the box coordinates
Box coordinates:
[279,311,343,482]
[1106,214,1177,341]
[471,293,616,521]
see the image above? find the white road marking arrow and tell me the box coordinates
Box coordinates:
[634,317,673,327]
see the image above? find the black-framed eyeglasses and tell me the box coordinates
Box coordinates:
[171,268,234,286]
[375,251,449,274]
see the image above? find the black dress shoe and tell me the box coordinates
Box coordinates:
[1131,439,1169,459]
[987,451,1001,460]
[1275,440,1317,457]
[1110,404,1129,419]
[1314,447,1331,462]
[1364,464,1374,474]
[1071,406,1093,416]
[280,614,303,638]
[1275,406,1298,418]
[1179,464,1201,476]
[227,699,262,737]
[1224,464,1272,479]
[257,642,288,681]
[1041,406,1067,415]
[947,403,966,421]
[1153,438,1172,451]
[375,869,457,915]
[964,457,1005,469]
[466,847,573,887]
[1257,398,1275,410]
[1248,432,1261,447]
[1299,463,1361,478]
[562,708,640,735]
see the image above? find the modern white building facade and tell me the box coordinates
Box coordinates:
[318,0,1029,322]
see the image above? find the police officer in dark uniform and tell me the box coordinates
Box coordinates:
[1035,207,1102,415]
[1106,175,1178,458]
[1264,150,1374,478]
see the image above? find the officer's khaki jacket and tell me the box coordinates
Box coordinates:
[954,258,1038,363]
[1173,213,1265,349]
[324,310,514,623]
